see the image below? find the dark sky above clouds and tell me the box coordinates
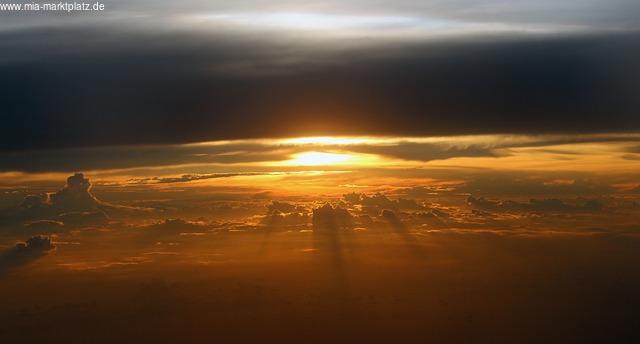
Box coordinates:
[1,0,640,150]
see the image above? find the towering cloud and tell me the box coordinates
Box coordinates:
[50,173,100,212]
[1,173,109,230]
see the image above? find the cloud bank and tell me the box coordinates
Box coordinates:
[1,26,639,150]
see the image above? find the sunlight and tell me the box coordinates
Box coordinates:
[286,151,353,166]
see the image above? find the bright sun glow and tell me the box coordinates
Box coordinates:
[287,151,353,166]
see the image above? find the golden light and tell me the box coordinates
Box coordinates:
[286,151,353,166]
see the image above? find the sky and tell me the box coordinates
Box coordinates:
[1,1,640,342]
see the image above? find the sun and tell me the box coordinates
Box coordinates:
[286,151,353,166]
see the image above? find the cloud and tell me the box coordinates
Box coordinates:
[402,208,453,229]
[30,173,101,215]
[260,201,310,228]
[251,191,272,200]
[49,173,100,212]
[56,211,109,227]
[0,173,120,229]
[129,172,271,184]
[1,27,639,151]
[0,236,55,276]
[1,133,639,173]
[457,176,614,196]
[15,235,55,252]
[0,141,291,173]
[2,0,639,32]
[18,194,50,210]
[346,142,498,162]
[312,204,354,232]
[262,212,309,228]
[622,154,640,161]
[143,218,211,235]
[266,201,301,213]
[467,196,603,213]
[343,192,423,210]
[380,209,406,229]
[23,220,65,234]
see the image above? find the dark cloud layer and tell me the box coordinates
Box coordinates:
[458,176,614,196]
[1,26,640,151]
[467,196,603,213]
[129,173,271,184]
